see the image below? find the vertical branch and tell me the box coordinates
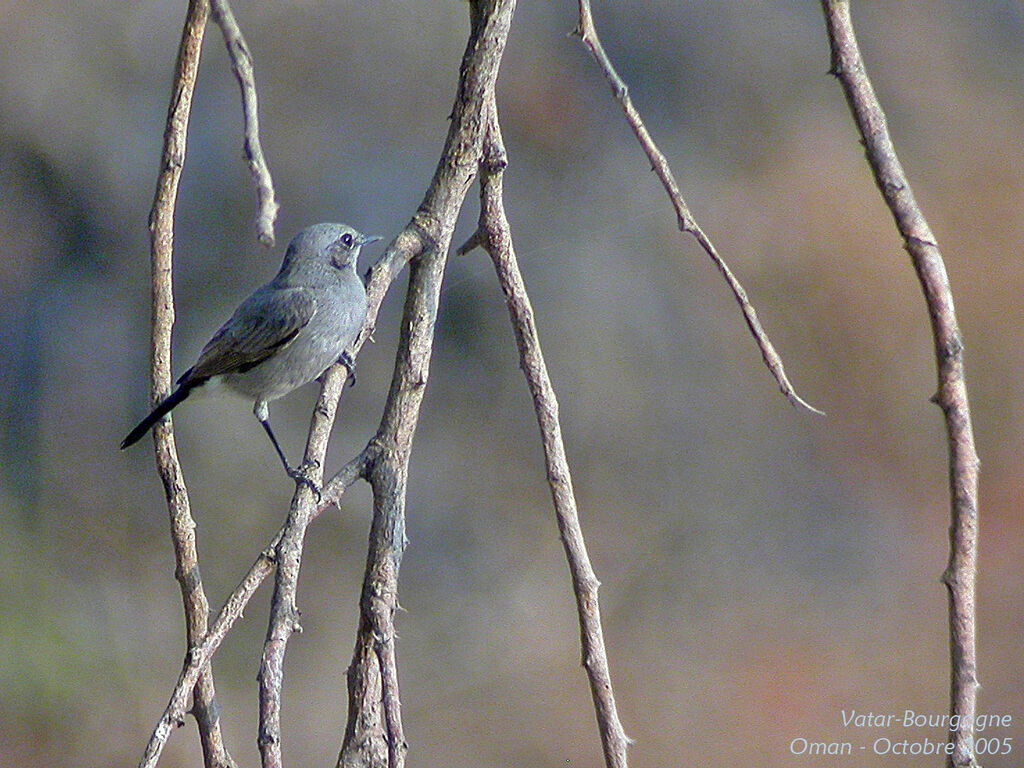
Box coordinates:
[209,0,279,246]
[146,1,235,767]
[572,1,820,416]
[337,2,517,766]
[335,208,453,768]
[257,366,348,768]
[457,96,631,768]
[338,253,452,768]
[820,3,981,767]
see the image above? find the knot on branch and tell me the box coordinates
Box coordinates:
[484,154,508,174]
[257,728,279,749]
[906,233,939,250]
[940,330,965,362]
[174,562,202,591]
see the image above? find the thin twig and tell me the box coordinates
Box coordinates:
[257,218,444,768]
[209,0,279,246]
[145,1,234,767]
[572,1,821,416]
[142,2,521,765]
[459,94,631,768]
[337,234,460,768]
[820,3,981,767]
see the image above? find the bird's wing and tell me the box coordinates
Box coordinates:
[181,287,317,384]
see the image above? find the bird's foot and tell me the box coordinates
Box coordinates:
[287,459,322,502]
[339,352,357,387]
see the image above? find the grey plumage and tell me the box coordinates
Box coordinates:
[122,222,376,487]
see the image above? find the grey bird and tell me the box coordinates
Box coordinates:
[121,223,377,490]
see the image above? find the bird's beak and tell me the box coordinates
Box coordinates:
[360,234,382,246]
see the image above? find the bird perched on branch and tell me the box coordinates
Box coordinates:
[122,222,378,493]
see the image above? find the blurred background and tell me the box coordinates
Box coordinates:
[2,1,1022,766]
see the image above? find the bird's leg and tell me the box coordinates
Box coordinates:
[338,351,357,387]
[253,401,321,501]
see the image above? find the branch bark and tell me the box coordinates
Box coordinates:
[257,364,346,768]
[137,163,439,768]
[820,3,981,767]
[572,0,820,416]
[145,1,234,767]
[457,93,631,768]
[138,452,370,768]
[338,3,517,766]
[209,0,279,246]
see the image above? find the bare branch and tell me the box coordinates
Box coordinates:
[144,1,235,766]
[572,1,821,416]
[337,2,518,765]
[462,94,631,768]
[138,189,431,768]
[820,3,981,767]
[209,0,279,246]
[138,452,370,768]
[140,547,274,768]
[256,369,344,768]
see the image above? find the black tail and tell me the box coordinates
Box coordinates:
[120,385,193,449]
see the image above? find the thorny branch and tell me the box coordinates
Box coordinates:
[140,1,865,767]
[256,361,344,768]
[209,0,279,246]
[138,226,427,768]
[572,0,821,416]
[144,1,234,767]
[456,93,631,768]
[820,3,981,767]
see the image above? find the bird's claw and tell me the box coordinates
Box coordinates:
[287,460,322,502]
[339,352,357,388]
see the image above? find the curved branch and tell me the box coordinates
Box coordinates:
[821,4,981,767]
[209,0,279,246]
[138,204,436,768]
[460,94,632,768]
[144,1,235,767]
[138,451,370,768]
[257,364,346,768]
[572,1,821,416]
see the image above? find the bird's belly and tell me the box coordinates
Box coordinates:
[223,322,354,402]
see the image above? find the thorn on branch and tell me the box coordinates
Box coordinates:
[456,229,485,256]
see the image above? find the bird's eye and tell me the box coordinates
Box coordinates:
[341,233,354,247]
